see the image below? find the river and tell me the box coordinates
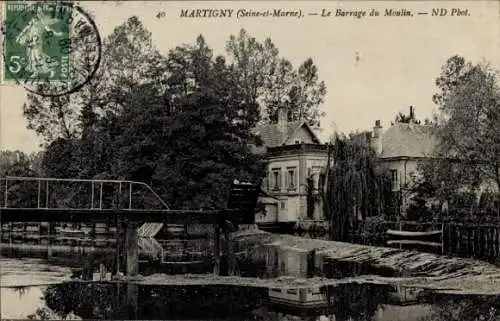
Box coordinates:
[0,240,496,321]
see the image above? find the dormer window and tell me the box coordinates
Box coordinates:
[295,140,300,144]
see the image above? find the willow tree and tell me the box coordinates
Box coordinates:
[322,133,393,242]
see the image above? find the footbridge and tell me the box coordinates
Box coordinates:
[0,176,260,276]
[0,177,253,225]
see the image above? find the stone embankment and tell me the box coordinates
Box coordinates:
[233,227,500,295]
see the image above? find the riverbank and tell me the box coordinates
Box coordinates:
[232,227,500,295]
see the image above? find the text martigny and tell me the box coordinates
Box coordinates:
[179,9,302,18]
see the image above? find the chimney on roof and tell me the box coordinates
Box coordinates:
[372,120,383,155]
[409,105,416,124]
[373,120,382,138]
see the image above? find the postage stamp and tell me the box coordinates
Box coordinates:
[2,1,102,96]
[3,2,72,83]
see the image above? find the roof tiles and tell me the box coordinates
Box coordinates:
[379,123,437,159]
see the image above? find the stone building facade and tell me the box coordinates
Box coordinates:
[252,107,329,229]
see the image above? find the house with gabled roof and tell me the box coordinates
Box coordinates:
[251,106,329,230]
[371,117,500,216]
[369,118,438,215]
[371,120,437,191]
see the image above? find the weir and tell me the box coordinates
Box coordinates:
[232,229,500,296]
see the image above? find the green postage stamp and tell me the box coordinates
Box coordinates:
[2,2,72,84]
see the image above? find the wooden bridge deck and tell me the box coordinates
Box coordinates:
[0,208,247,224]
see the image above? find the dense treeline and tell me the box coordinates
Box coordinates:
[8,17,327,209]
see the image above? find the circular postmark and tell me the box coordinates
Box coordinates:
[2,1,102,97]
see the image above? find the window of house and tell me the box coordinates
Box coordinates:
[271,168,281,191]
[286,167,297,190]
[390,169,398,190]
[312,166,323,189]
[280,201,286,210]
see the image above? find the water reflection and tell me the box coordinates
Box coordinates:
[2,242,500,320]
[421,293,500,321]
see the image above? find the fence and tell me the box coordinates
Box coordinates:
[444,222,500,261]
[360,218,500,263]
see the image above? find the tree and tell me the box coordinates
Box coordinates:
[21,19,266,211]
[152,41,264,209]
[20,16,168,212]
[409,157,483,218]
[323,133,393,241]
[23,16,164,148]
[0,150,42,208]
[306,174,318,219]
[0,150,28,175]
[422,55,500,215]
[41,138,77,178]
[226,29,326,125]
[226,29,280,112]
[260,58,295,123]
[288,58,327,125]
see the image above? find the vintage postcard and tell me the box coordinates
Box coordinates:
[0,0,499,320]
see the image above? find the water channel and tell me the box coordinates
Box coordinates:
[1,237,498,321]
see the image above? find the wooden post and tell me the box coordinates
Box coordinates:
[495,227,498,258]
[213,224,221,275]
[125,221,139,276]
[9,222,13,256]
[47,222,52,258]
[125,221,139,320]
[472,228,475,258]
[222,222,235,276]
[399,221,402,250]
[488,227,493,259]
[441,223,444,256]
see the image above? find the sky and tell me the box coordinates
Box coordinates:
[0,0,499,153]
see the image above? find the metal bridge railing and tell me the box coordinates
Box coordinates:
[0,176,170,210]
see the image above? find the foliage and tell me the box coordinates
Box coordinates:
[357,216,394,246]
[425,297,500,321]
[152,48,265,209]
[20,18,272,210]
[410,55,500,217]
[435,57,500,207]
[327,283,391,321]
[391,105,421,125]
[305,174,319,219]
[41,283,267,319]
[0,150,45,207]
[27,307,60,320]
[323,133,393,241]
[391,105,439,126]
[43,283,119,319]
[0,150,42,176]
[226,29,326,125]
